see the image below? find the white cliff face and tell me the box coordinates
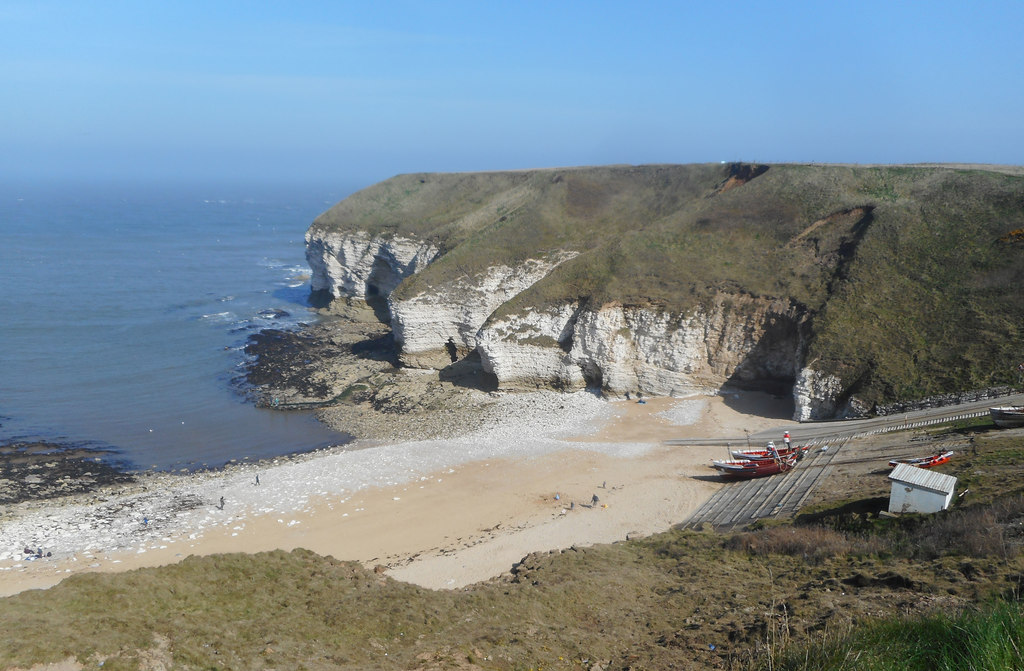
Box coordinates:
[305,230,439,300]
[477,294,805,400]
[390,253,578,368]
[793,367,845,421]
[568,306,709,396]
[304,229,824,417]
[476,304,586,389]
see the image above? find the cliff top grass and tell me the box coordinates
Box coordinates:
[312,162,1024,408]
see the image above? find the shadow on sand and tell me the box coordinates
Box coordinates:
[719,387,794,420]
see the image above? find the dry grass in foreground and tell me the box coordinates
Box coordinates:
[2,505,1024,670]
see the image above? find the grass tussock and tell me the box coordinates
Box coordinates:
[763,600,1024,671]
[781,496,1023,563]
[908,506,1015,560]
[726,525,857,561]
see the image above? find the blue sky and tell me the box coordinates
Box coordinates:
[2,1,1022,189]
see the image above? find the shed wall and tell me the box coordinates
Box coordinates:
[888,481,955,514]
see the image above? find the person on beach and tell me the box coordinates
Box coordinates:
[783,432,791,450]
[219,496,225,510]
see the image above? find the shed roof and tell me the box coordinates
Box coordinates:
[888,463,957,495]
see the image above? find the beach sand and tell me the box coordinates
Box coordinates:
[0,391,791,596]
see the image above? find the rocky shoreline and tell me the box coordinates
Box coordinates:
[0,299,504,510]
[0,299,626,577]
[0,441,136,508]
[0,386,633,592]
[242,299,513,442]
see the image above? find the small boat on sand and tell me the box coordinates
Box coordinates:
[990,406,1024,428]
[887,450,954,469]
[712,454,797,479]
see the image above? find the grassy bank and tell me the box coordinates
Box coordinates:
[2,522,1021,670]
[764,600,1024,671]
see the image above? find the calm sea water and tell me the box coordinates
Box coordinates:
[0,181,355,470]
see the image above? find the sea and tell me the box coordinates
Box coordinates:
[0,181,358,471]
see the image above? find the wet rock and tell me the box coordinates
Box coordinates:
[0,441,135,505]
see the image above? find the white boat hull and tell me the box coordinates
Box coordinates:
[990,406,1024,428]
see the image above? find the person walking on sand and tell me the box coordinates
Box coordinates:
[219,496,225,510]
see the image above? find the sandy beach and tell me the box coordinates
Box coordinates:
[0,390,792,597]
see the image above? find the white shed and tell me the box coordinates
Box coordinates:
[888,463,957,514]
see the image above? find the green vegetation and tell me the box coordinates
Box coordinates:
[764,601,1024,671]
[313,163,1024,409]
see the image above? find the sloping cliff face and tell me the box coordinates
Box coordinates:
[390,253,578,368]
[306,230,439,300]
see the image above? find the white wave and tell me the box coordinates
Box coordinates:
[199,311,234,322]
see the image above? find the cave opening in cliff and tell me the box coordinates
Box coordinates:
[439,350,498,392]
[580,362,603,391]
[723,313,802,407]
[364,291,392,325]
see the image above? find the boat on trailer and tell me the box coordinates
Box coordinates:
[712,454,797,479]
[730,444,810,461]
[887,450,954,469]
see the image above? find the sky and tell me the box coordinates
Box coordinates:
[2,1,1023,190]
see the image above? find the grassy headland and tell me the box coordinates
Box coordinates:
[311,163,1024,411]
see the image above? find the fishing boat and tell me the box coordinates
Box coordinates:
[990,406,1024,428]
[730,444,810,460]
[887,450,954,469]
[712,454,797,479]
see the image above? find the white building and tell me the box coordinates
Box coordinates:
[888,463,957,514]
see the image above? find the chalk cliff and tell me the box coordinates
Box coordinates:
[306,230,439,300]
[304,224,816,414]
[477,294,804,399]
[304,163,1024,420]
[390,253,578,368]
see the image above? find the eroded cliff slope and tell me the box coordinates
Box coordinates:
[306,163,1024,419]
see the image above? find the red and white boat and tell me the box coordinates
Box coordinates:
[730,444,810,460]
[888,450,954,469]
[711,454,797,479]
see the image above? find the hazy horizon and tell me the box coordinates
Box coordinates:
[3,2,1022,193]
